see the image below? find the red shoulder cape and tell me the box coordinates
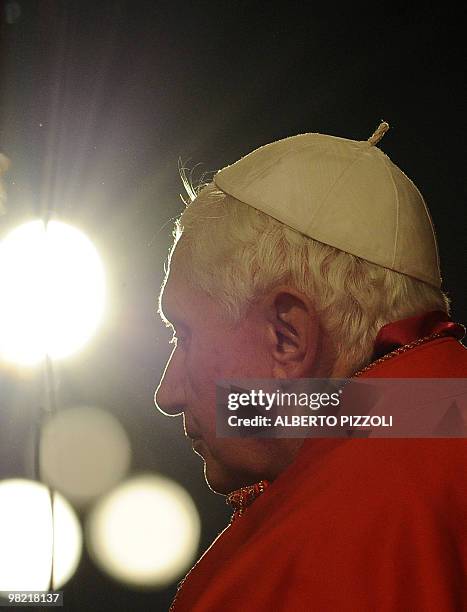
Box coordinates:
[171,332,467,611]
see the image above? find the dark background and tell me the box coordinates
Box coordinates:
[0,2,465,611]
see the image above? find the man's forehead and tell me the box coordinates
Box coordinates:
[158,263,191,324]
[159,275,179,323]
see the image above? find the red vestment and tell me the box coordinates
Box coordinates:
[171,318,467,612]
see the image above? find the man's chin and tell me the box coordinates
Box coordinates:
[191,440,235,494]
[203,462,235,495]
[202,460,262,496]
[193,439,264,494]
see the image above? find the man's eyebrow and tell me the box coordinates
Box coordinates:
[157,295,187,330]
[157,294,173,328]
[159,312,173,330]
[156,295,173,329]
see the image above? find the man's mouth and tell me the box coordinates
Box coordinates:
[183,415,201,442]
[191,438,206,457]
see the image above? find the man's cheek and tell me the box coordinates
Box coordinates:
[185,352,219,411]
[188,341,227,380]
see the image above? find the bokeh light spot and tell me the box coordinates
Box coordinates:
[41,405,131,506]
[86,474,200,588]
[0,479,82,591]
[0,220,105,365]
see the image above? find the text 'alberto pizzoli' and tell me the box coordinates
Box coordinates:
[227,414,393,428]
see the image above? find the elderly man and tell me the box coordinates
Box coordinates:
[155,123,467,611]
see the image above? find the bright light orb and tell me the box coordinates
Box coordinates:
[0,220,105,365]
[86,475,201,588]
[0,479,82,591]
[41,405,132,506]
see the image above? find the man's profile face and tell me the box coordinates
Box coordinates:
[154,250,301,494]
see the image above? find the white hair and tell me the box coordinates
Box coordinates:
[166,181,450,375]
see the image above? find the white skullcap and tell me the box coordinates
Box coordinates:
[213,122,441,288]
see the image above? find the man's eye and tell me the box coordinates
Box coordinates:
[169,334,186,347]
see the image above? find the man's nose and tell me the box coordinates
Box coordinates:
[154,348,186,416]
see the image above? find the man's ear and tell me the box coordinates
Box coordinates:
[264,286,320,379]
